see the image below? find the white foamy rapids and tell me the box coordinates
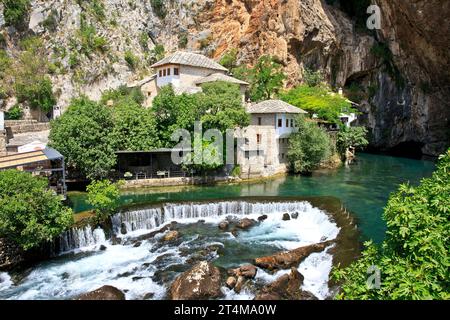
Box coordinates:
[0,240,169,300]
[299,247,334,300]
[58,226,106,253]
[0,272,13,291]
[222,287,255,300]
[113,201,339,247]
[111,208,163,236]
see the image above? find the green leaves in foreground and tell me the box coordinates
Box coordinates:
[0,170,73,250]
[332,149,450,300]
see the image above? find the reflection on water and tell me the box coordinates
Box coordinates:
[69,153,435,243]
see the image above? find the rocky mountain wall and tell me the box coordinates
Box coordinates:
[0,0,448,156]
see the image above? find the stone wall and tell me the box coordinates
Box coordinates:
[0,129,6,156]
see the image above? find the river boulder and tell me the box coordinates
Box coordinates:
[282,213,291,221]
[254,241,333,270]
[228,264,257,279]
[236,218,256,230]
[162,231,179,242]
[218,221,229,230]
[77,285,126,300]
[258,215,268,221]
[169,261,223,300]
[255,267,317,300]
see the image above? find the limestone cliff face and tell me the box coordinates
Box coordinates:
[373,0,450,156]
[0,0,448,156]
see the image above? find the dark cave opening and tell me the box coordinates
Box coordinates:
[384,141,425,160]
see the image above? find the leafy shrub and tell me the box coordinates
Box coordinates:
[303,68,324,87]
[42,9,59,32]
[2,0,31,29]
[0,49,11,75]
[178,32,188,49]
[139,32,150,50]
[69,52,80,69]
[337,126,369,154]
[5,104,23,120]
[87,180,122,220]
[333,149,450,300]
[16,77,56,114]
[151,0,166,19]
[219,49,238,69]
[0,170,73,250]
[149,44,165,64]
[231,165,241,177]
[78,22,108,56]
[124,50,139,69]
[288,115,333,173]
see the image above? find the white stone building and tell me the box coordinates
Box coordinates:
[130,51,249,107]
[237,100,308,178]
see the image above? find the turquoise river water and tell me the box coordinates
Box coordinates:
[69,153,435,243]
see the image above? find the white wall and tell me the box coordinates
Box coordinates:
[275,113,296,137]
[155,64,181,88]
[0,111,4,130]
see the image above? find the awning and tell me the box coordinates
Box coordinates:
[0,147,64,170]
[116,148,192,154]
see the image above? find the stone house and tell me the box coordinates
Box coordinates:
[237,100,308,178]
[129,51,249,107]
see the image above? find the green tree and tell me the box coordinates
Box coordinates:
[0,170,73,250]
[49,96,116,180]
[111,100,160,151]
[250,55,285,101]
[280,85,356,123]
[332,149,450,300]
[287,115,333,173]
[337,126,369,155]
[2,0,31,29]
[86,180,122,221]
[100,85,144,106]
[199,81,249,132]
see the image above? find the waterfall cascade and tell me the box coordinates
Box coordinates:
[59,201,321,253]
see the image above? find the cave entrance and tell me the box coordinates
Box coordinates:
[387,141,425,160]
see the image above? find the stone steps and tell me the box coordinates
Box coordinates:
[5,121,50,135]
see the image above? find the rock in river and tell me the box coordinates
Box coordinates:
[162,231,179,242]
[236,218,256,230]
[76,285,126,300]
[228,264,257,279]
[218,221,229,230]
[282,213,291,221]
[255,267,317,300]
[169,261,223,300]
[254,241,333,271]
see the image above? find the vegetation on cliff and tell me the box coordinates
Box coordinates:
[333,149,450,300]
[0,170,73,250]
